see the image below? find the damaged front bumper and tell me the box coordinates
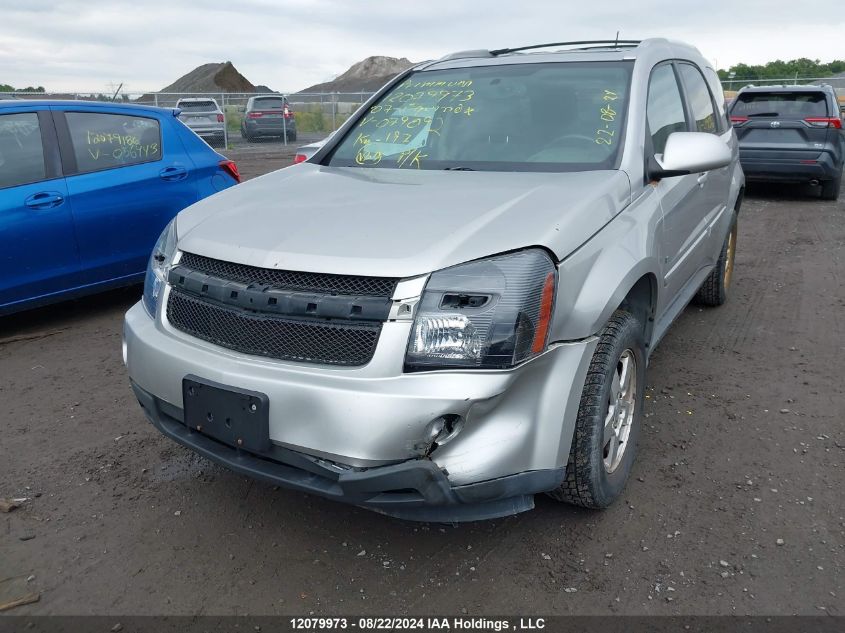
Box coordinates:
[132,380,563,522]
[124,299,597,521]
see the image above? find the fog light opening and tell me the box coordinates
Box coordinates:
[429,414,464,448]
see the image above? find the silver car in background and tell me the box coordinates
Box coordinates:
[125,38,744,522]
[175,97,225,147]
[294,133,333,164]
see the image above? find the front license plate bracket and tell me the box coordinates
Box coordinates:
[182,375,270,454]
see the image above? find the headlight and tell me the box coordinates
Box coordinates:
[405,249,557,371]
[142,219,178,317]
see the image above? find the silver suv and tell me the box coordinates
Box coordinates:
[125,39,744,522]
[175,98,225,147]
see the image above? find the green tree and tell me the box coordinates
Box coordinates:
[718,58,845,81]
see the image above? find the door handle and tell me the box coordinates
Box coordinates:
[159,165,188,181]
[24,191,65,209]
[697,173,709,187]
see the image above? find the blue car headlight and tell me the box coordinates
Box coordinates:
[142,219,178,317]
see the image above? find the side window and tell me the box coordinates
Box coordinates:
[65,112,161,174]
[678,64,718,134]
[647,64,687,155]
[0,113,46,189]
[703,66,730,132]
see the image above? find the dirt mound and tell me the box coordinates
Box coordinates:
[160,61,257,94]
[299,56,415,93]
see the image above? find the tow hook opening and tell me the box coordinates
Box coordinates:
[415,414,464,456]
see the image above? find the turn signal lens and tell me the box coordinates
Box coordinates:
[531,272,556,354]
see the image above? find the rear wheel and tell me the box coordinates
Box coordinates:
[547,310,646,509]
[820,169,841,201]
[694,215,737,307]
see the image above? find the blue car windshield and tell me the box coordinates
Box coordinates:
[327,61,632,172]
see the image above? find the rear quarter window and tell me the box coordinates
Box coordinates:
[66,112,162,174]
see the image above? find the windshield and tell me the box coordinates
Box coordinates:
[179,101,217,113]
[730,92,828,118]
[327,61,632,172]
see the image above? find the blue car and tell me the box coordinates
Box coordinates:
[0,100,240,315]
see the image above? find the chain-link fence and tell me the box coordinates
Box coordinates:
[1,90,377,151]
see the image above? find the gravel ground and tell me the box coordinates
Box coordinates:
[0,164,842,616]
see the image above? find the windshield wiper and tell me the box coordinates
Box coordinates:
[748,112,780,117]
[443,166,476,171]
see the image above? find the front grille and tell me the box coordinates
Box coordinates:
[179,252,398,298]
[167,290,381,366]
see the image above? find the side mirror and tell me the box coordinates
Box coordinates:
[649,132,732,180]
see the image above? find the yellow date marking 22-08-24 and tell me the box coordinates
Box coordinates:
[595,90,619,146]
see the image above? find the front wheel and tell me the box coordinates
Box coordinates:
[547,310,646,509]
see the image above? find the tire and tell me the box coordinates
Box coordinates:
[547,310,646,509]
[694,214,737,307]
[240,128,252,142]
[820,169,841,201]
[287,131,297,142]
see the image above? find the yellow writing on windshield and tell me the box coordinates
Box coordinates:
[399,80,473,89]
[595,90,620,146]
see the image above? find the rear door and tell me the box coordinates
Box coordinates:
[676,62,733,266]
[0,108,78,310]
[55,106,199,284]
[730,90,832,159]
[647,62,708,299]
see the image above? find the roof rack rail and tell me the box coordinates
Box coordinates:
[571,44,640,51]
[438,49,495,62]
[489,40,641,56]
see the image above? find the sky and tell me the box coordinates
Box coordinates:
[2,0,844,94]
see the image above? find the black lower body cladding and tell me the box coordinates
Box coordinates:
[132,381,565,522]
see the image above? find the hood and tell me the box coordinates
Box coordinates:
[177,164,631,278]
